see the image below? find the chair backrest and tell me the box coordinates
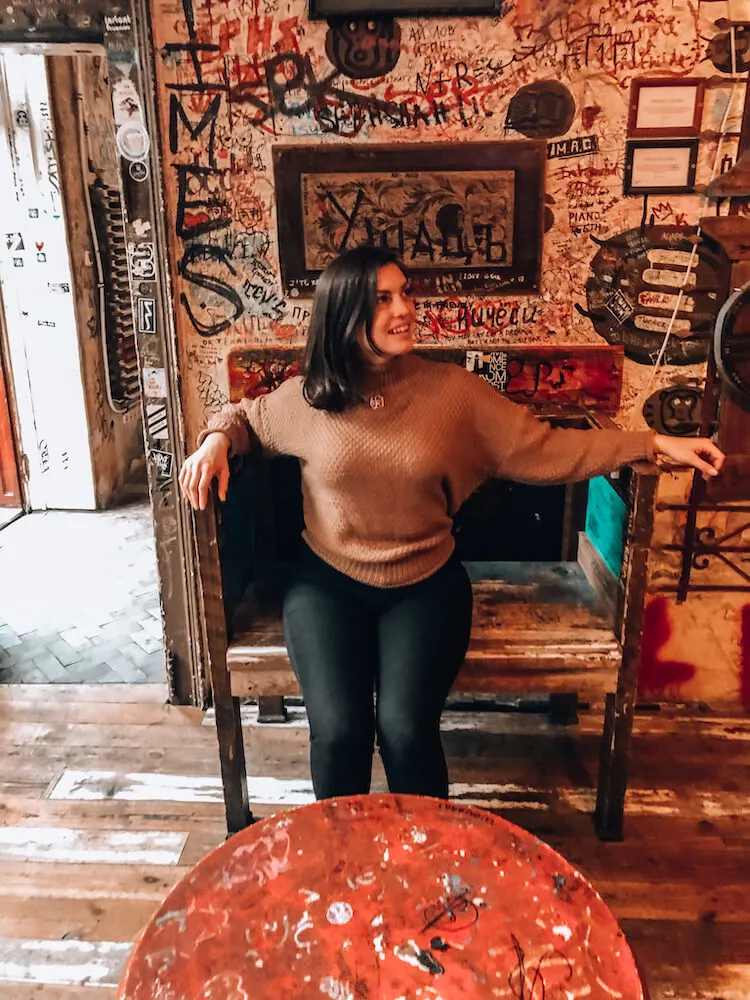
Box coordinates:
[217,455,304,626]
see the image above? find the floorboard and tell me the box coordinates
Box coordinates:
[0,684,748,998]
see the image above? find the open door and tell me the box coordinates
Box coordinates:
[0,345,20,506]
[0,49,96,511]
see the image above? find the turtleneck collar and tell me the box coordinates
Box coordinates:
[360,353,416,395]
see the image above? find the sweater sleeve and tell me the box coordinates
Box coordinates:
[196,377,303,457]
[465,371,655,485]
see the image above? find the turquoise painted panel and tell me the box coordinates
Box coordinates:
[585,476,627,578]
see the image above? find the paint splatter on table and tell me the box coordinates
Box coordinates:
[118,794,645,999]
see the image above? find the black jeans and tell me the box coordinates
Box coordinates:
[282,545,474,800]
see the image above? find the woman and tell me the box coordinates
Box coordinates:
[180,246,724,801]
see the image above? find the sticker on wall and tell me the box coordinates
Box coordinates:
[12,258,23,268]
[466,350,507,390]
[103,12,132,34]
[5,232,24,251]
[48,282,70,293]
[547,135,598,160]
[116,123,150,163]
[227,350,304,402]
[643,384,703,437]
[129,161,149,183]
[127,242,156,282]
[112,79,143,126]
[137,297,156,334]
[506,82,575,138]
[325,18,401,80]
[151,449,174,480]
[578,226,729,365]
[143,367,168,398]
[36,252,46,263]
[28,208,39,219]
[146,402,169,441]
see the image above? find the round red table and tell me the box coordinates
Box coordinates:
[118,794,645,999]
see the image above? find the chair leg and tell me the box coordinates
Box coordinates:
[594,691,634,842]
[258,695,288,723]
[214,691,254,834]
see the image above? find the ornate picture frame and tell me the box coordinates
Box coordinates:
[273,141,545,296]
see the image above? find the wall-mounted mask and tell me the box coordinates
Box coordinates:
[643,384,704,436]
[325,18,401,80]
[709,25,750,74]
[505,82,575,139]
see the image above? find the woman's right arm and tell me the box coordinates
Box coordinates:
[179,378,303,511]
[179,430,232,510]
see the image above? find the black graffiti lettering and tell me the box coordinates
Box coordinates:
[455,61,470,90]
[169,94,221,167]
[474,224,507,264]
[175,165,231,240]
[457,93,469,127]
[432,101,449,125]
[164,0,224,93]
[412,220,436,261]
[412,104,430,127]
[365,219,405,255]
[324,188,365,252]
[265,53,313,118]
[179,244,243,337]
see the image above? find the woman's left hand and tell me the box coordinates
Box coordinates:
[652,433,725,480]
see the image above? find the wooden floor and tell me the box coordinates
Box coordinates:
[1,685,749,999]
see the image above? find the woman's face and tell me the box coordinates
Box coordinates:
[361,263,416,365]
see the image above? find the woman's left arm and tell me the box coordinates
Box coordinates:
[465,369,725,484]
[651,433,725,480]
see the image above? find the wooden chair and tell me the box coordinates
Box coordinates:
[195,411,658,842]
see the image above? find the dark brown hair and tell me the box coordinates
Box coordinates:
[302,245,404,412]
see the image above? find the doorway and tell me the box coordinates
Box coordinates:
[0,47,165,684]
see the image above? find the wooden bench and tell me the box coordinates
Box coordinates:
[195,410,658,842]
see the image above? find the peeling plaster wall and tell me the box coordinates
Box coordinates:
[149,0,750,705]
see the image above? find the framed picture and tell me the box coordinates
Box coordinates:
[623,140,699,194]
[309,0,505,17]
[273,141,545,295]
[627,78,704,138]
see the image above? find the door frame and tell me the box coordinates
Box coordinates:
[0,9,209,707]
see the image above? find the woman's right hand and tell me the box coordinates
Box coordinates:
[178,432,231,510]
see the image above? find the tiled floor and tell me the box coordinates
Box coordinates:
[0,499,165,684]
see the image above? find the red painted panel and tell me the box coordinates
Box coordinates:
[227,345,624,411]
[118,795,644,1000]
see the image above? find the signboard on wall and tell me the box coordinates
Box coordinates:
[273,142,545,296]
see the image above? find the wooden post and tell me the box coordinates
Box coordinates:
[595,464,658,841]
[193,490,252,835]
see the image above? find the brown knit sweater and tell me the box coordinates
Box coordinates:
[201,354,654,587]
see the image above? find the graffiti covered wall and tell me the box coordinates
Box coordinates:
[149,0,750,704]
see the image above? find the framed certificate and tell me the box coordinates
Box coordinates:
[623,140,699,194]
[628,78,704,138]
